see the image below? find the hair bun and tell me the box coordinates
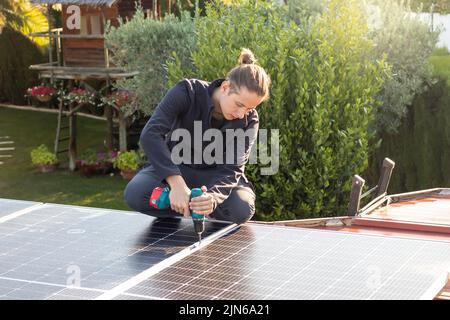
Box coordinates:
[238,48,257,65]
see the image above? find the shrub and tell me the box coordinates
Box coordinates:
[113,150,140,171]
[0,27,45,104]
[365,0,440,134]
[168,0,388,219]
[30,144,58,166]
[105,6,196,116]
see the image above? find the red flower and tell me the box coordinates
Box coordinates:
[70,88,87,95]
[30,86,56,96]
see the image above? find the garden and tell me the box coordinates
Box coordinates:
[1,0,449,220]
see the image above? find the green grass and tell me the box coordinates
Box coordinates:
[429,47,450,85]
[0,107,131,210]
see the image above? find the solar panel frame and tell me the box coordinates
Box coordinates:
[0,198,42,216]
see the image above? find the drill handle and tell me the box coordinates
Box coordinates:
[190,187,205,220]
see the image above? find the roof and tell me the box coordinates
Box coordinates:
[30,0,118,6]
[251,188,450,300]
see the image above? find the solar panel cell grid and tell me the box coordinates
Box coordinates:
[0,200,231,300]
[1,199,449,300]
[120,224,450,300]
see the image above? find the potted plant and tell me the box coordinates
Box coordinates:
[65,87,97,105]
[113,150,141,180]
[101,89,134,109]
[29,85,56,102]
[30,144,59,173]
[76,148,117,177]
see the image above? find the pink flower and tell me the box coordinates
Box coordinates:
[30,86,56,96]
[70,88,87,95]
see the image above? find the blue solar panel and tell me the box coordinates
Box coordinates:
[0,198,448,300]
[0,200,230,300]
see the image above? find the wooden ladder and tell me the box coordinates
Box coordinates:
[54,101,70,159]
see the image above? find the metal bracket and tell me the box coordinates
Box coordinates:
[347,157,395,216]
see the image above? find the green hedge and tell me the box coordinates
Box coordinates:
[0,27,45,105]
[169,0,389,220]
[366,76,450,192]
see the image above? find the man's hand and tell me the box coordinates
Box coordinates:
[189,186,215,216]
[167,175,191,217]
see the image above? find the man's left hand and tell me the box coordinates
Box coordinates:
[189,186,215,216]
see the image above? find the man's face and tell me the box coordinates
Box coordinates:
[219,81,264,120]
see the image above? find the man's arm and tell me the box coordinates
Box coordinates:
[206,112,259,209]
[140,81,190,182]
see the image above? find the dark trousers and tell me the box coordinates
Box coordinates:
[123,165,256,224]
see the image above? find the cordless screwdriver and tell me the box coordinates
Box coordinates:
[190,188,205,244]
[149,186,205,244]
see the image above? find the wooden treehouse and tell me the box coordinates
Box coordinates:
[28,0,172,170]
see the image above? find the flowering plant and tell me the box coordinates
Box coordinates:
[100,90,134,108]
[112,150,142,171]
[30,144,58,165]
[77,149,118,166]
[65,87,97,105]
[29,86,56,96]
[76,148,118,176]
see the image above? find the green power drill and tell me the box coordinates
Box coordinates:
[149,186,205,244]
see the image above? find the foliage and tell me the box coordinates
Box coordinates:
[99,90,134,109]
[77,148,118,166]
[105,6,196,116]
[29,85,56,96]
[0,26,45,104]
[0,0,49,46]
[168,0,388,219]
[30,144,58,165]
[428,47,450,85]
[365,0,440,134]
[366,76,450,193]
[113,150,144,171]
[286,0,325,25]
[409,0,450,13]
[64,87,97,105]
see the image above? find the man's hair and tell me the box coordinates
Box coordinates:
[226,48,271,101]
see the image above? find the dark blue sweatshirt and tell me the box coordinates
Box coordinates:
[140,78,259,207]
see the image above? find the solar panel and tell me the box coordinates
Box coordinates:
[117,224,450,300]
[0,198,42,218]
[1,198,449,300]
[0,200,231,300]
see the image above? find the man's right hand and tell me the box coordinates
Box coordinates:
[166,175,191,217]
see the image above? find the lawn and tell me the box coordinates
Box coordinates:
[0,107,131,210]
[429,47,450,85]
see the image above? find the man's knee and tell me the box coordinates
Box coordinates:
[235,201,255,224]
[215,199,255,225]
[124,178,148,212]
